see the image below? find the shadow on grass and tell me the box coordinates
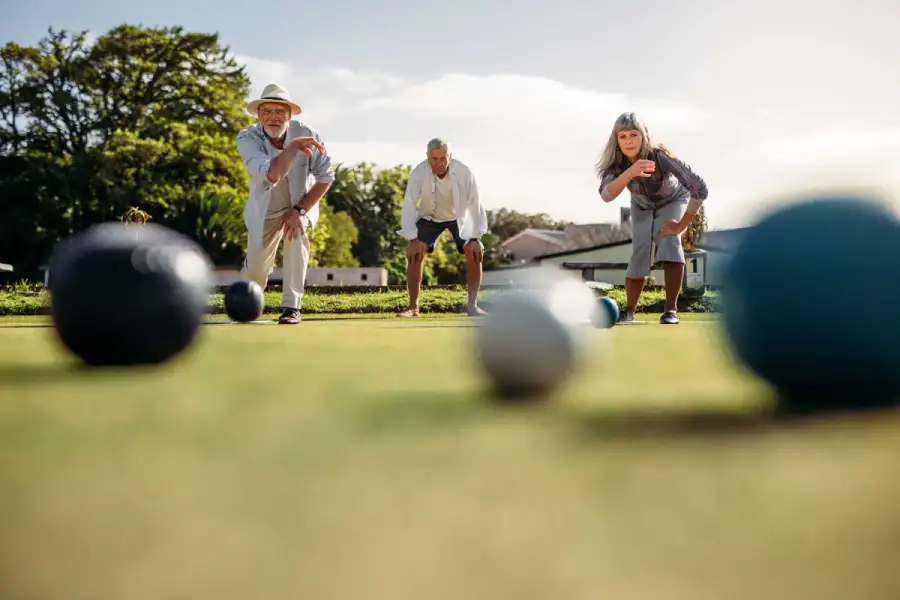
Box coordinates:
[561,403,780,442]
[356,386,900,441]
[557,392,900,443]
[0,361,89,386]
[0,359,189,387]
[356,390,497,434]
[0,323,54,329]
[354,386,766,440]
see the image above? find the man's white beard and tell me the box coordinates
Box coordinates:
[263,124,287,139]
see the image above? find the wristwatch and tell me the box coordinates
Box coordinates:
[293,206,307,217]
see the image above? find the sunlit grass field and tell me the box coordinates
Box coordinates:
[1,313,898,600]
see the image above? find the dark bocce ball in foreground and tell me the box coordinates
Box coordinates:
[721,194,900,413]
[49,222,213,366]
[595,296,619,328]
[224,279,265,323]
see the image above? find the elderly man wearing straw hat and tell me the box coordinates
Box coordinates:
[236,84,334,324]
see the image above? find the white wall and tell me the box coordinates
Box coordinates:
[215,267,388,287]
[487,242,729,287]
[482,263,558,286]
[536,244,667,286]
[299,267,388,286]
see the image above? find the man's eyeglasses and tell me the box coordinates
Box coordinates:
[260,108,289,118]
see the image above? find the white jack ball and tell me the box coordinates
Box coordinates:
[475,270,601,400]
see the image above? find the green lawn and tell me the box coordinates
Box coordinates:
[1,314,898,600]
[0,283,720,316]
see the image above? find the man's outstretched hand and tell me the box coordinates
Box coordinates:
[292,136,326,158]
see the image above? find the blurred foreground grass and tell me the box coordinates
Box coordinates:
[0,314,898,600]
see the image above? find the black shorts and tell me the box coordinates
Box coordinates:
[416,218,468,254]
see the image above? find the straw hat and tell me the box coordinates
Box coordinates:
[246,84,302,116]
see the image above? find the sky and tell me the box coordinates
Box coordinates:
[4,0,900,230]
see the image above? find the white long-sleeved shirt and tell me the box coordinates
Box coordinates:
[236,121,335,249]
[397,158,489,241]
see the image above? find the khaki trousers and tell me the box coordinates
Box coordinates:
[241,216,310,309]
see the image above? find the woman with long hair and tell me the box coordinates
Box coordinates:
[596,112,708,324]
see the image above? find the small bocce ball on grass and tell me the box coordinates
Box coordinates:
[224,280,265,323]
[595,296,620,328]
[721,193,900,413]
[49,222,213,367]
[475,269,603,400]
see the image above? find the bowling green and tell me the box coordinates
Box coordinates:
[0,313,898,600]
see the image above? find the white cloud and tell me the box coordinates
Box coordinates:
[235,55,721,225]
[696,127,900,229]
[754,127,900,207]
[359,73,713,136]
[759,127,900,166]
[323,141,422,169]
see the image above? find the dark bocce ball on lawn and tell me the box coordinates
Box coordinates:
[48,222,213,366]
[720,193,900,413]
[224,279,265,323]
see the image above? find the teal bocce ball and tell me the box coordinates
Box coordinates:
[721,194,900,412]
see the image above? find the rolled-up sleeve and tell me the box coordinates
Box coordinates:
[659,152,708,202]
[310,131,336,184]
[397,165,424,239]
[236,129,271,178]
[598,171,617,201]
[467,170,488,239]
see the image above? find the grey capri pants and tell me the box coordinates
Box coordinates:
[626,197,690,279]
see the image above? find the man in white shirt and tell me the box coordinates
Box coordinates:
[235,84,334,324]
[397,138,489,317]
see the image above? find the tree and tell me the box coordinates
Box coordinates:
[0,43,39,154]
[159,189,247,266]
[0,25,254,280]
[682,205,708,253]
[10,26,251,157]
[317,203,360,268]
[486,208,570,242]
[323,163,411,283]
[306,213,331,269]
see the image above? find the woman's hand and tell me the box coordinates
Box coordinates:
[626,159,656,179]
[659,219,687,237]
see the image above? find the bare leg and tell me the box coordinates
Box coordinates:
[662,261,684,313]
[464,241,486,316]
[406,255,424,310]
[624,276,645,315]
[399,240,426,317]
